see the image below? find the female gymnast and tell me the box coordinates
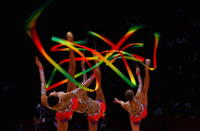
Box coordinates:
[114,59,151,131]
[35,32,106,131]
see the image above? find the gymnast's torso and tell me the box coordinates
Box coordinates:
[51,91,100,115]
[125,98,142,116]
[76,92,100,115]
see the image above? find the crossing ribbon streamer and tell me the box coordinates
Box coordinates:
[25,0,160,92]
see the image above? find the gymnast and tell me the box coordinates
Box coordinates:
[35,32,106,131]
[114,59,151,131]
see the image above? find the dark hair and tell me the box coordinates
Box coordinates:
[125,89,134,101]
[47,95,59,107]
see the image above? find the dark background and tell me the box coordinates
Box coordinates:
[0,0,200,130]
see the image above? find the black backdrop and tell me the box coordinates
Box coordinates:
[0,0,200,130]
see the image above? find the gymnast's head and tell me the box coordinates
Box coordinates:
[47,91,60,107]
[125,89,134,101]
[66,31,74,41]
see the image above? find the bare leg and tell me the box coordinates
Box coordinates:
[141,59,150,107]
[88,121,98,131]
[88,59,105,131]
[130,118,140,131]
[96,85,105,103]
[95,64,105,103]
[57,32,75,131]
[57,119,68,131]
[66,32,76,92]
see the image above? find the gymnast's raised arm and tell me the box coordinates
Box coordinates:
[35,57,49,108]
